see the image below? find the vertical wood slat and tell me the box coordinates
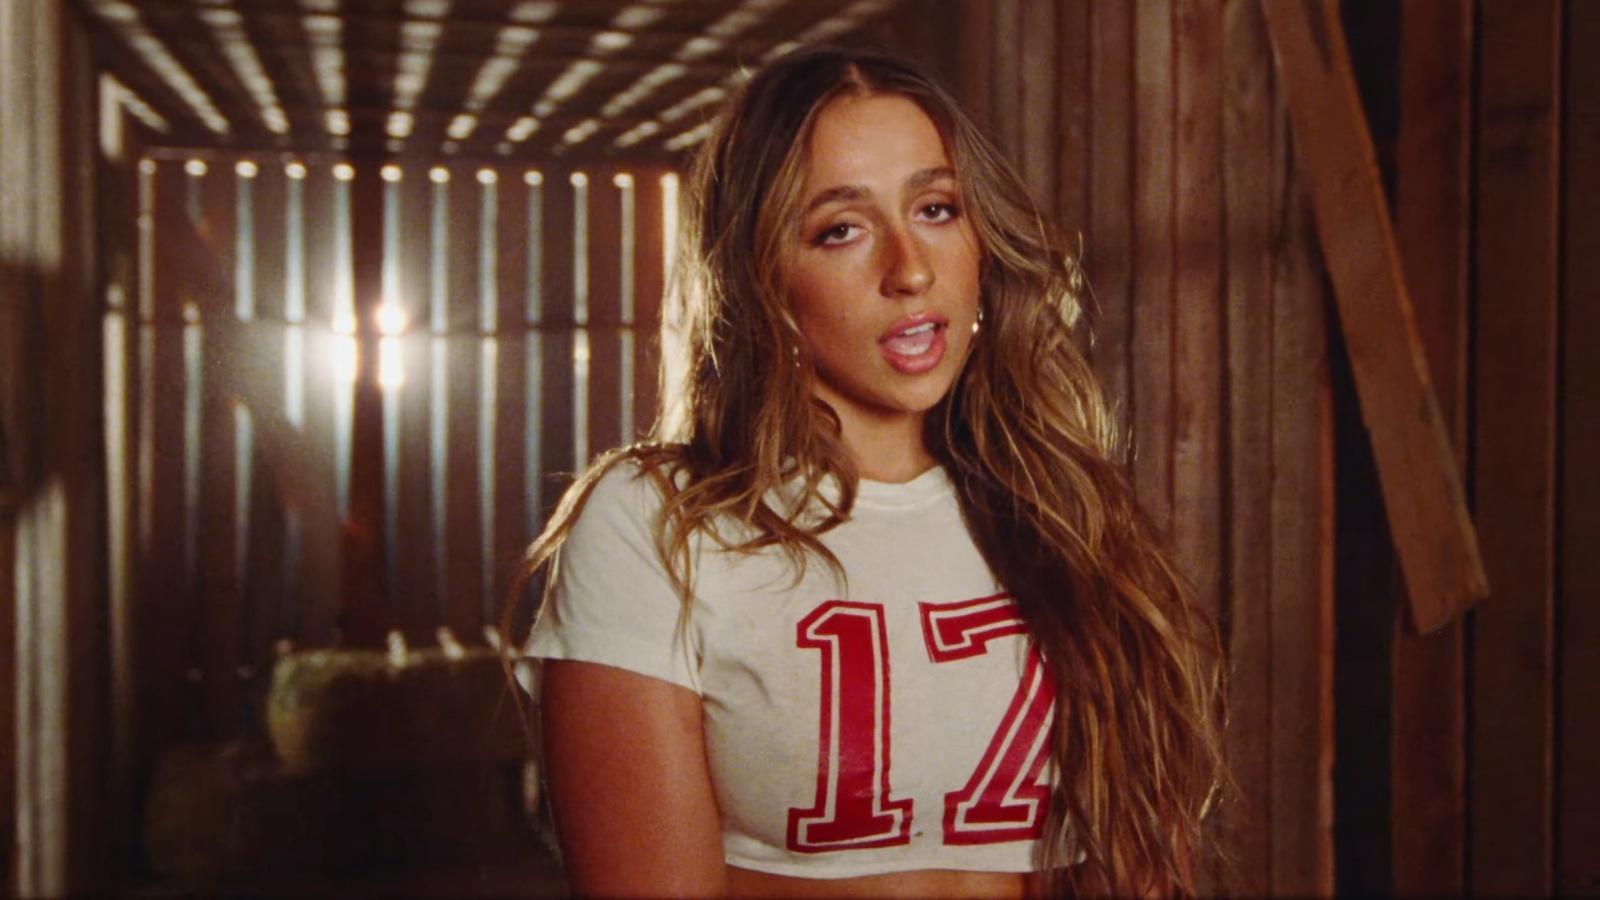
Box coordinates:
[956,0,993,131]
[343,163,387,647]
[394,165,435,641]
[1270,160,1335,899]
[196,164,242,735]
[1559,3,1600,892]
[143,160,199,746]
[632,169,665,439]
[1390,0,1472,892]
[1017,0,1057,207]
[539,171,577,525]
[989,0,1022,160]
[296,164,340,646]
[1470,1,1562,894]
[586,171,624,460]
[101,134,146,873]
[1054,0,1090,242]
[493,173,531,621]
[245,164,288,669]
[4,10,109,884]
[1171,0,1224,629]
[444,164,483,638]
[1087,0,1135,436]
[1132,0,1176,532]
[1219,0,1276,891]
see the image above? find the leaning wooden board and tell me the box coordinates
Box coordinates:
[1259,0,1488,632]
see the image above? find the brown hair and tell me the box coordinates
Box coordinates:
[508,46,1225,896]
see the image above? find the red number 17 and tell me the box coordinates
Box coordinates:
[786,594,1056,853]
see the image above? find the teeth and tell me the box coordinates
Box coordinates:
[885,328,937,357]
[898,322,936,336]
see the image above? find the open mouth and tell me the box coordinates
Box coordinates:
[879,317,947,373]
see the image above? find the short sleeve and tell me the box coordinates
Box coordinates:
[522,462,702,694]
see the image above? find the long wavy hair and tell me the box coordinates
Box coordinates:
[509,46,1225,897]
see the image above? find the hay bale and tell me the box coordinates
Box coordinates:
[144,741,545,889]
[144,741,340,884]
[267,647,530,774]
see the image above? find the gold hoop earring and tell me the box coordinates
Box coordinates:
[972,305,984,336]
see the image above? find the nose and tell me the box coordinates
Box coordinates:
[880,224,933,298]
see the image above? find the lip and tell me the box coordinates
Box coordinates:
[878,313,948,374]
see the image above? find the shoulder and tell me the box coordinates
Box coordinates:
[564,445,681,529]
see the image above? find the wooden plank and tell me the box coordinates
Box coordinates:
[10,13,109,884]
[538,169,577,525]
[632,167,665,440]
[1559,5,1600,893]
[1171,0,1223,629]
[0,4,31,877]
[493,169,531,625]
[296,164,341,646]
[0,503,12,882]
[1054,0,1090,240]
[1389,0,1472,892]
[101,120,146,862]
[244,162,288,672]
[956,0,993,131]
[196,163,242,737]
[1018,0,1057,207]
[342,162,387,647]
[1259,0,1487,631]
[586,170,624,460]
[1269,159,1335,899]
[1087,0,1135,437]
[143,160,201,745]
[1132,0,1175,530]
[394,164,435,641]
[1168,0,1229,860]
[990,0,1022,158]
[443,163,483,638]
[1218,0,1275,891]
[1469,1,1562,894]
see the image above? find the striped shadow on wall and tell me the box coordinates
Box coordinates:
[102,153,673,748]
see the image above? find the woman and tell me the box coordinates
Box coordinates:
[511,47,1224,897]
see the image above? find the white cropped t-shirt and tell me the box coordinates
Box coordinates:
[525,461,1054,879]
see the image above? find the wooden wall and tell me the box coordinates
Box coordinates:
[894,0,1335,893]
[1384,0,1598,895]
[1,0,111,894]
[91,148,670,881]
[892,0,1600,895]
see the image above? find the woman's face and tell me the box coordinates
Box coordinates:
[786,92,982,438]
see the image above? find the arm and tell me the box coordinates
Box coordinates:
[541,659,727,897]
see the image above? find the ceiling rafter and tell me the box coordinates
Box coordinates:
[134,0,277,142]
[75,0,910,162]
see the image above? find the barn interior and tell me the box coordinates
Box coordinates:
[1,0,1596,895]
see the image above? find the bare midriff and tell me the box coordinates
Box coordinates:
[726,865,1041,898]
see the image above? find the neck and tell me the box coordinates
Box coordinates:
[834,409,936,484]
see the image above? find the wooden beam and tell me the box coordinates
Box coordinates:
[1086,0,1134,434]
[1269,130,1337,900]
[1559,3,1600,893]
[3,4,113,890]
[340,162,388,646]
[1389,0,1472,892]
[1470,0,1562,893]
[1132,0,1175,533]
[1259,0,1487,632]
[1218,0,1277,890]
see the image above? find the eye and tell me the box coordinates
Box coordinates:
[916,201,959,224]
[812,222,864,247]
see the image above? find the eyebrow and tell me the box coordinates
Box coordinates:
[800,166,958,216]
